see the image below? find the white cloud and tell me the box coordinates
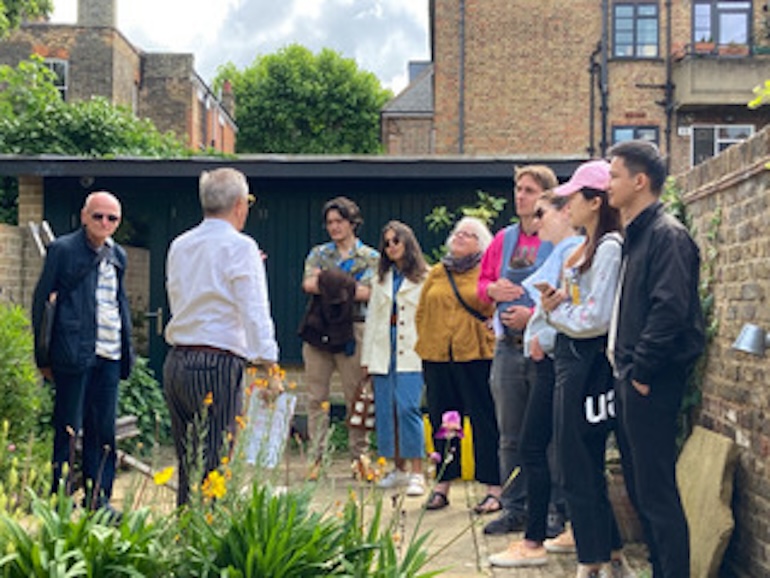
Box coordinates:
[50,0,429,92]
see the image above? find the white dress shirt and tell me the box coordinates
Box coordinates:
[165,218,279,363]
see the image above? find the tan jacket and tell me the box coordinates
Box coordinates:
[415,264,495,362]
[361,269,424,374]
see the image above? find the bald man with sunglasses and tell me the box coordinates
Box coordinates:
[32,191,134,520]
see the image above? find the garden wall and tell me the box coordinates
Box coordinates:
[679,125,770,578]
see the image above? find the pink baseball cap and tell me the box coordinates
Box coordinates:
[554,159,611,196]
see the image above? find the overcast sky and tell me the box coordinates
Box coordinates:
[50,0,430,93]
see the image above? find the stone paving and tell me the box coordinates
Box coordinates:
[114,453,650,577]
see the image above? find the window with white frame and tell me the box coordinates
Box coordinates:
[613,2,659,57]
[43,59,68,101]
[612,125,659,144]
[693,1,751,45]
[691,125,753,165]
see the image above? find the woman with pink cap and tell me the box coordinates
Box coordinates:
[538,160,634,578]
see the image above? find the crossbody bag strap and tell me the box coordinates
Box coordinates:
[443,264,488,322]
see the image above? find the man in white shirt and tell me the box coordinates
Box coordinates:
[164,167,279,506]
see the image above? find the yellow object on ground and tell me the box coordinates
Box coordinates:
[423,414,475,481]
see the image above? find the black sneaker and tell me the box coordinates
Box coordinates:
[546,510,566,539]
[483,510,526,535]
[93,503,123,526]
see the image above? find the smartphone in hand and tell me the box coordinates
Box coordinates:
[533,281,555,295]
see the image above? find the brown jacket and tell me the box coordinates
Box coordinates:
[415,264,495,362]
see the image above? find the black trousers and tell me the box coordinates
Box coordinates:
[163,347,245,507]
[423,359,500,485]
[520,356,566,542]
[553,334,622,564]
[616,369,689,578]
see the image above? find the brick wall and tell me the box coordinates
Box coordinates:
[679,125,770,578]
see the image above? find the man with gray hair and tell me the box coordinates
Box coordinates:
[164,167,280,506]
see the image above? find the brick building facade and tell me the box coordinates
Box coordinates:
[385,0,770,175]
[0,0,236,153]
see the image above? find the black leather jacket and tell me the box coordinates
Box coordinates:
[32,227,134,379]
[614,202,705,386]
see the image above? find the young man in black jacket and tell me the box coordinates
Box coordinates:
[607,140,705,578]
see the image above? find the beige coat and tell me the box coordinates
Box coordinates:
[361,269,424,374]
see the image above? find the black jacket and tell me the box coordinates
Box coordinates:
[614,202,705,386]
[31,227,134,379]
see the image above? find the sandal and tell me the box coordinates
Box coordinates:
[425,491,450,510]
[473,493,502,515]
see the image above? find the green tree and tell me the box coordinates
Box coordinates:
[0,57,191,223]
[215,44,392,153]
[0,0,51,38]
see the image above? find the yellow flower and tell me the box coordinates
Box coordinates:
[235,415,247,430]
[203,392,214,406]
[153,466,175,486]
[255,378,268,389]
[221,456,230,466]
[377,456,387,467]
[288,381,297,390]
[206,512,214,524]
[320,401,330,412]
[246,366,257,377]
[201,470,227,500]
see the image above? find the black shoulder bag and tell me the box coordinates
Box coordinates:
[443,264,488,323]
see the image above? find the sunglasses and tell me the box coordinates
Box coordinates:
[533,207,546,219]
[384,237,401,248]
[91,213,120,223]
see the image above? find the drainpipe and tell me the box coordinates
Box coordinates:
[600,0,610,157]
[458,0,466,154]
[588,42,602,157]
[664,0,674,172]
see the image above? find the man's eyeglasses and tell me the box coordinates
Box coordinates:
[453,230,478,239]
[91,213,120,223]
[384,237,401,248]
[247,194,256,208]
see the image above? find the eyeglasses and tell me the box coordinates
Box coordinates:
[384,237,401,248]
[453,230,478,239]
[247,194,256,208]
[91,213,120,223]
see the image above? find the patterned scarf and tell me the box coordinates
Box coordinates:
[441,251,482,273]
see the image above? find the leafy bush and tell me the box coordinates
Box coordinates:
[0,492,170,577]
[118,357,172,454]
[0,303,44,441]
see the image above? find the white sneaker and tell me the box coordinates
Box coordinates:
[377,469,409,489]
[405,474,426,496]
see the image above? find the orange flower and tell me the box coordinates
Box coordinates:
[203,392,214,406]
[235,415,247,430]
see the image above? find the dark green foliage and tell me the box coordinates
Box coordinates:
[118,358,172,455]
[0,303,43,442]
[215,44,392,154]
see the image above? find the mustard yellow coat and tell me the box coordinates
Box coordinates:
[414,263,495,362]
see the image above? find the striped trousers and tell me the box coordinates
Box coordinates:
[163,347,245,507]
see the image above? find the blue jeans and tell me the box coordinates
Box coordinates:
[373,371,424,459]
[489,337,535,514]
[52,357,120,507]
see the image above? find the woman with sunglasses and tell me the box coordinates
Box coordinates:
[361,221,429,496]
[541,161,633,578]
[489,189,583,567]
